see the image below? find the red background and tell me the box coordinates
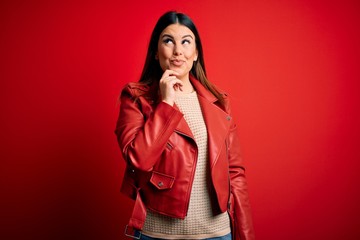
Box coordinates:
[1,0,360,239]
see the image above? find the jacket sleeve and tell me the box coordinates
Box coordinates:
[226,99,255,240]
[115,85,183,172]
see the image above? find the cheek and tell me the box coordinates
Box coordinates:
[158,46,172,58]
[158,55,169,71]
[185,47,197,59]
[157,47,171,70]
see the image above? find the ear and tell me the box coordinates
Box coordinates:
[194,50,198,61]
[155,52,159,60]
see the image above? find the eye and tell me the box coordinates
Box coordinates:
[163,38,173,44]
[182,39,191,45]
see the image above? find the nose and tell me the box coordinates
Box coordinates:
[173,44,183,56]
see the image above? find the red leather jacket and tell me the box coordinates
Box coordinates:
[115,76,254,240]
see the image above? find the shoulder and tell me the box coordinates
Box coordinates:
[213,84,229,99]
[121,82,150,98]
[222,92,232,113]
[213,85,231,111]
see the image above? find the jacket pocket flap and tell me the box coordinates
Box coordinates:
[150,171,175,190]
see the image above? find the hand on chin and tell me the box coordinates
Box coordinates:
[167,66,186,80]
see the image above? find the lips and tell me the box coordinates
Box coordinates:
[170,59,185,67]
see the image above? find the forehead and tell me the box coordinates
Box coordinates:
[160,23,195,38]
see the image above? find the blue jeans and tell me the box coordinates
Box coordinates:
[134,231,232,240]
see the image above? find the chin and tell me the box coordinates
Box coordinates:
[169,67,187,75]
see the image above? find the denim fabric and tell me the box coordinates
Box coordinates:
[206,232,232,240]
[134,231,232,240]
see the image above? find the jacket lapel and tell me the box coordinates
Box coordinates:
[191,77,232,166]
[173,104,194,139]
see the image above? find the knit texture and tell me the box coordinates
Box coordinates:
[142,91,230,239]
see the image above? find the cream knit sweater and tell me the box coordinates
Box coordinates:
[142,91,230,239]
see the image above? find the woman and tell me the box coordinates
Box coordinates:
[115,11,254,240]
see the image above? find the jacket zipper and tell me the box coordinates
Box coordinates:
[184,144,198,217]
[175,129,198,218]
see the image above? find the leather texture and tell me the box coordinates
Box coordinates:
[115,76,255,240]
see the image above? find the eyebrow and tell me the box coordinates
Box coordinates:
[161,34,194,39]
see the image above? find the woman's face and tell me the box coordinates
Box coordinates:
[156,23,198,81]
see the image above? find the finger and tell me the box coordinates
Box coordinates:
[160,78,176,86]
[174,83,183,91]
[166,76,182,83]
[160,75,176,83]
[163,69,179,78]
[172,80,183,90]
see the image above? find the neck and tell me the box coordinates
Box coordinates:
[179,77,195,94]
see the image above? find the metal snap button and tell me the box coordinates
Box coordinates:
[158,181,164,187]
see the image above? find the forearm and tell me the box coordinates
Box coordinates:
[115,95,183,171]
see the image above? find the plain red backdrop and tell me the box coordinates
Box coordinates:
[1,0,359,239]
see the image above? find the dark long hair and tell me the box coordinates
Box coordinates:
[139,11,224,105]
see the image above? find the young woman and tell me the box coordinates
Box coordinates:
[115,11,255,240]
